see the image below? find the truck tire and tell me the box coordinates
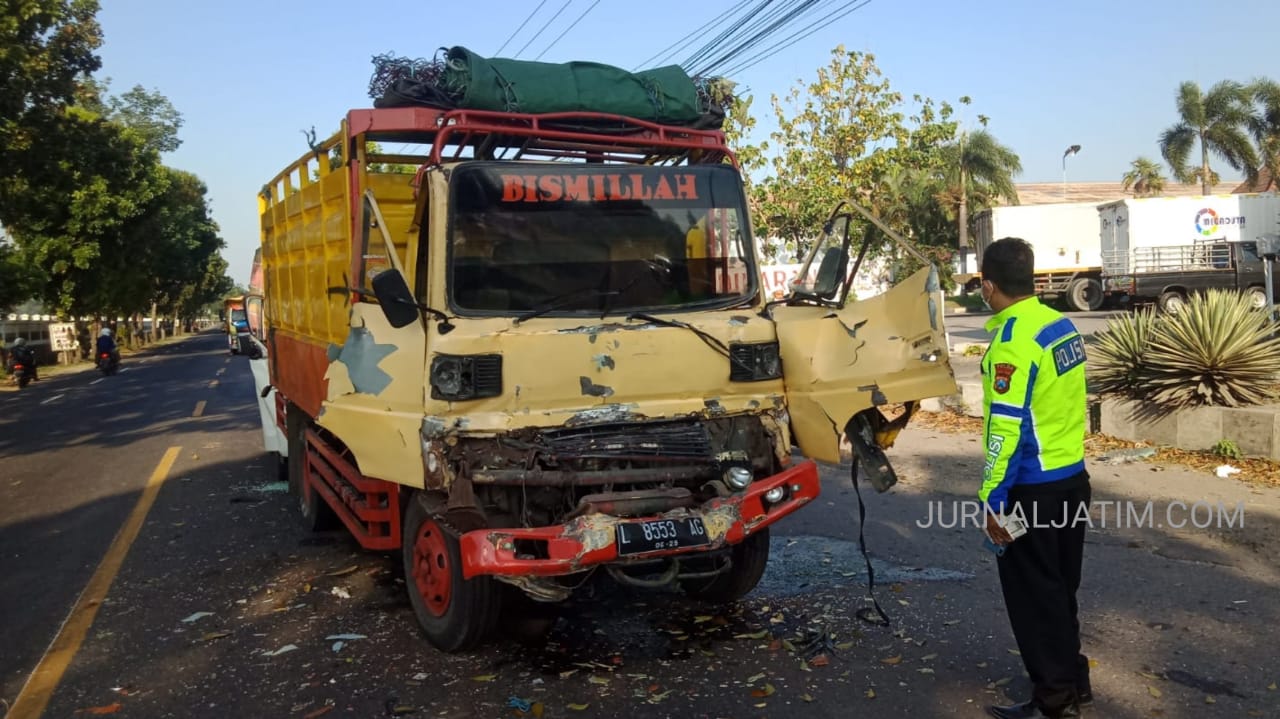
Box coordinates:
[1247,286,1268,310]
[1066,277,1104,312]
[680,527,770,603]
[286,404,336,532]
[402,494,501,652]
[1157,290,1186,315]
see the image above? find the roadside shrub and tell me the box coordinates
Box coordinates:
[1091,289,1280,408]
[1088,307,1157,397]
[1212,439,1243,460]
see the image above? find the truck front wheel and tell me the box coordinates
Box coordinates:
[1066,277,1104,312]
[1157,291,1186,315]
[680,528,770,603]
[402,495,500,652]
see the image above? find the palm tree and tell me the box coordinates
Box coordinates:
[1121,157,1167,197]
[1159,80,1258,194]
[1248,77,1280,192]
[942,130,1022,250]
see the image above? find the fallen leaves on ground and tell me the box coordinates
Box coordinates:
[917,408,1280,487]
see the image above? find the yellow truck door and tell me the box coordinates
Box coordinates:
[316,191,429,487]
[772,203,958,466]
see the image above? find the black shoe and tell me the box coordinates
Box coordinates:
[987,701,1081,719]
[1078,689,1093,706]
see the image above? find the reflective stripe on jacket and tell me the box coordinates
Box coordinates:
[980,297,1087,512]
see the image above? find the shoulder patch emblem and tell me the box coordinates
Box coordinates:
[993,363,1017,394]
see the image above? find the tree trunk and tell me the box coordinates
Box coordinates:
[1200,133,1211,195]
[957,170,969,250]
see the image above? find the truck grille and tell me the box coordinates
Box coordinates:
[541,420,712,463]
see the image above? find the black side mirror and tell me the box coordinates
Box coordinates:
[813,247,848,300]
[371,269,420,328]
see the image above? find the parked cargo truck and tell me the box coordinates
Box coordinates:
[1099,193,1280,311]
[253,104,956,651]
[972,202,1107,311]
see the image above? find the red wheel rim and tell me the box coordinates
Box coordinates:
[412,519,451,617]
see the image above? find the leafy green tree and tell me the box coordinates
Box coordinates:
[0,239,38,311]
[9,107,170,315]
[1122,157,1167,197]
[1159,80,1259,194]
[0,0,102,131]
[751,46,909,260]
[939,129,1022,251]
[1248,77,1280,191]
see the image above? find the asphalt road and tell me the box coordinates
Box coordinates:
[945,310,1122,346]
[1,333,1278,718]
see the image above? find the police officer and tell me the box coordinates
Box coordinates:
[978,237,1092,719]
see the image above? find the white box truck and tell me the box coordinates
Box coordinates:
[1099,193,1280,312]
[972,202,1106,311]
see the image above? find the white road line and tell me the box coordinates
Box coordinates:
[40,394,65,405]
[119,368,133,373]
[90,378,104,385]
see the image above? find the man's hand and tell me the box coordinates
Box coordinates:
[985,511,1014,546]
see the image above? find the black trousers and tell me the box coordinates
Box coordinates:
[997,473,1091,713]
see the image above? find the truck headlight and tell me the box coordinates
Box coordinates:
[724,466,752,490]
[430,354,503,401]
[729,341,782,382]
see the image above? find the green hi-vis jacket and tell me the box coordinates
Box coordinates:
[980,297,1087,512]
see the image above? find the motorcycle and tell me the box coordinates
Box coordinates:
[10,362,32,388]
[96,352,119,376]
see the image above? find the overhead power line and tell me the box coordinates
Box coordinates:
[534,0,602,61]
[681,0,774,74]
[720,0,874,77]
[690,0,823,77]
[495,0,548,56]
[515,0,572,59]
[632,3,745,70]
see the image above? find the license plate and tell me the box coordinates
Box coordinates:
[616,517,709,556]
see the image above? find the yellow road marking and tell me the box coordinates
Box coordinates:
[8,446,181,719]
[209,379,219,389]
[192,400,206,418]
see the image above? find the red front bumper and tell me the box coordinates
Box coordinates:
[458,460,821,579]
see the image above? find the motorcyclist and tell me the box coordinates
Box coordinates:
[96,328,120,367]
[7,337,38,380]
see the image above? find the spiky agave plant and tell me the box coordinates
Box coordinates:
[1087,307,1159,397]
[1142,289,1280,407]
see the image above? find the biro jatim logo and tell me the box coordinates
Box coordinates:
[1195,207,1246,237]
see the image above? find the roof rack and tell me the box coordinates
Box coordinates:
[346,108,734,168]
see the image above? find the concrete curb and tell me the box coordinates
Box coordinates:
[920,380,985,418]
[1100,398,1280,461]
[920,388,1280,461]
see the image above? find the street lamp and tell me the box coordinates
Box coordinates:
[1062,144,1081,200]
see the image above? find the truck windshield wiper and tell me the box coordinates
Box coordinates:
[513,288,620,325]
[624,313,753,374]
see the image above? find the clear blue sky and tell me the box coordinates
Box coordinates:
[96,0,1279,285]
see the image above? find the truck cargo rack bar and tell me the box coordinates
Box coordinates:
[345,108,733,168]
[305,428,401,551]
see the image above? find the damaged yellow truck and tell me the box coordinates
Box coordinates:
[253,106,957,651]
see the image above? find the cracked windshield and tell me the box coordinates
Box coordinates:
[3,1,1280,719]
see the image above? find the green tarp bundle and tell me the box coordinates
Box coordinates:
[440,46,701,123]
[376,46,705,126]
